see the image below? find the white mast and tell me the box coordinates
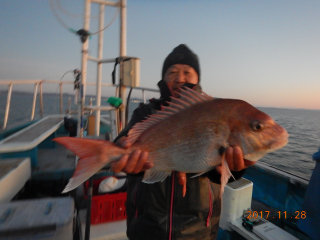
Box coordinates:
[77,0,127,137]
[94,3,105,136]
[119,0,127,132]
[81,0,91,96]
[77,0,91,138]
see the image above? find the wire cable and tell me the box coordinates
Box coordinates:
[52,70,75,115]
[49,0,75,33]
[89,3,120,36]
[49,0,120,36]
[60,70,75,81]
[54,0,87,19]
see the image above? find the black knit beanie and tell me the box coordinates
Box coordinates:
[161,44,200,81]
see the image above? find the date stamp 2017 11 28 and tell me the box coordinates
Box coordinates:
[246,210,306,220]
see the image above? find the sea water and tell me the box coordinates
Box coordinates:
[1,91,319,180]
[257,107,320,180]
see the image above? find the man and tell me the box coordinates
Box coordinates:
[111,44,254,240]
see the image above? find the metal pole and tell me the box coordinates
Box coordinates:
[81,0,91,97]
[119,0,127,131]
[84,177,93,240]
[115,86,119,97]
[143,90,146,103]
[39,82,43,118]
[120,0,126,56]
[68,97,71,116]
[78,83,84,138]
[95,3,105,137]
[78,0,91,138]
[31,83,38,121]
[60,82,63,114]
[3,83,13,130]
[89,97,93,115]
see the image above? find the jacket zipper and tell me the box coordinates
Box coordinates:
[169,171,175,240]
[206,179,213,227]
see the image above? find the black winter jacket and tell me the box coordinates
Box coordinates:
[114,80,245,240]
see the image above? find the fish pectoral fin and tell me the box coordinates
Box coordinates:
[142,170,172,183]
[190,171,209,178]
[219,156,234,198]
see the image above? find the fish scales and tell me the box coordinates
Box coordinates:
[134,119,229,173]
[54,88,288,194]
[131,100,235,173]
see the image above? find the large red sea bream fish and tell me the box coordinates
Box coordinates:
[54,88,288,195]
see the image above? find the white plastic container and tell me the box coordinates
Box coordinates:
[219,178,253,230]
[0,197,74,240]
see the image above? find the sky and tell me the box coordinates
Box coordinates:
[0,0,320,110]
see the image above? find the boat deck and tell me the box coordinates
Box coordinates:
[32,132,107,177]
[36,143,75,171]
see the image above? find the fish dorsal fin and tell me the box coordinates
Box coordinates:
[127,88,213,144]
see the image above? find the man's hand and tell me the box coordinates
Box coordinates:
[216,146,255,173]
[110,136,153,174]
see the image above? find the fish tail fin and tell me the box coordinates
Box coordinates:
[219,154,234,199]
[53,137,126,193]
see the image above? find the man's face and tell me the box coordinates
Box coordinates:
[164,64,199,97]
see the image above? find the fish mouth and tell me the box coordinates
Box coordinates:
[243,131,289,162]
[269,131,289,150]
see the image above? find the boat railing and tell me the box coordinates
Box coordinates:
[254,161,309,185]
[0,79,159,131]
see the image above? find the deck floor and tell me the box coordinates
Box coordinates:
[35,143,75,172]
[34,133,106,173]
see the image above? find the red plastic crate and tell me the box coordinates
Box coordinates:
[84,177,127,224]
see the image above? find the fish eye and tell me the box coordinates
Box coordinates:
[251,120,263,131]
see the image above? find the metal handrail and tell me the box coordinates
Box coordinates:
[1,80,73,130]
[0,79,158,130]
